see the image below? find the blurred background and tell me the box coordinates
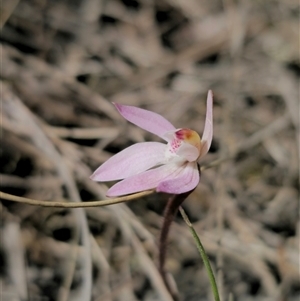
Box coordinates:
[1,0,299,300]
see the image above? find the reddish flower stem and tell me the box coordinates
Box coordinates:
[158,189,195,300]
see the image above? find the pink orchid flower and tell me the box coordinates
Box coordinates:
[91,90,213,197]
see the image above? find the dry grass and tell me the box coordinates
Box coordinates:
[1,0,299,300]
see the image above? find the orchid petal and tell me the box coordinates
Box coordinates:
[113,103,176,140]
[90,142,166,181]
[106,163,182,196]
[200,90,213,158]
[157,162,199,194]
[162,130,177,142]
